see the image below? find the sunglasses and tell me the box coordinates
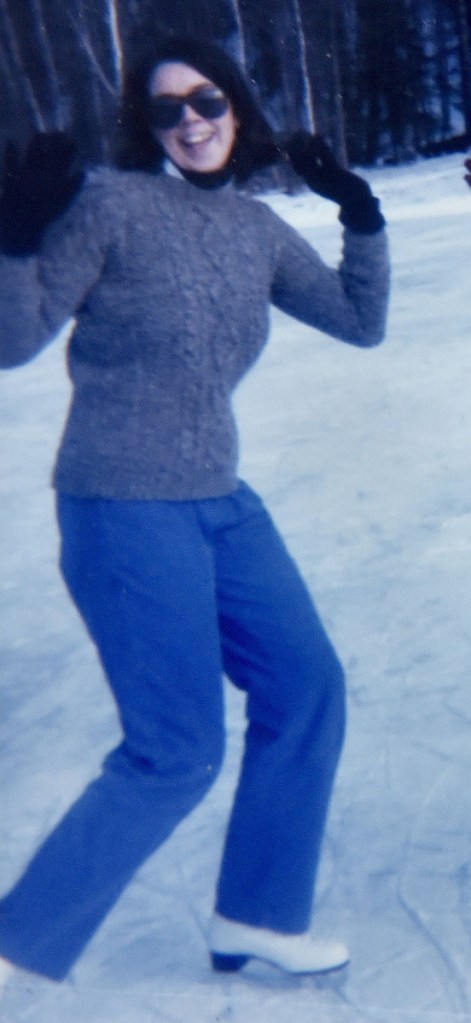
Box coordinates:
[149,85,230,131]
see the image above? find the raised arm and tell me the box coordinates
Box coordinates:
[269,133,389,347]
[0,135,109,368]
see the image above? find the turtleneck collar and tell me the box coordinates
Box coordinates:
[163,158,233,190]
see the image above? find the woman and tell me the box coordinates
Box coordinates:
[0,37,389,982]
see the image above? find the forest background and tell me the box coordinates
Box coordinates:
[0,0,470,177]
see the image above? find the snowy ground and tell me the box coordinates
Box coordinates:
[1,152,470,1023]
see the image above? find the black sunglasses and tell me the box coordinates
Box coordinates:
[149,85,230,131]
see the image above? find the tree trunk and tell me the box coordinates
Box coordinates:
[298,0,347,162]
[456,0,471,133]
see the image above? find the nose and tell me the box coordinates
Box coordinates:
[180,102,203,124]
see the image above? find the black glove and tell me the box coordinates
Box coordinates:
[283,131,385,234]
[0,132,84,256]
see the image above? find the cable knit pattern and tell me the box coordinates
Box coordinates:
[0,169,389,500]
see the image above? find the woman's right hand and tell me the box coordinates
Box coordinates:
[0,132,84,256]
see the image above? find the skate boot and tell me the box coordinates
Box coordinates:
[209,913,350,974]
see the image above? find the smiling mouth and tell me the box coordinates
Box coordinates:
[180,132,215,148]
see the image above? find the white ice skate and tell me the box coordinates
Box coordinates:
[208,913,350,974]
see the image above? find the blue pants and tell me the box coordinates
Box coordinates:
[0,483,345,980]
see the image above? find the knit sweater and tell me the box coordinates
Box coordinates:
[0,168,390,500]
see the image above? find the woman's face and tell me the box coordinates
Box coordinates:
[148,61,239,173]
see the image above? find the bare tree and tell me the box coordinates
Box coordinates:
[456,0,471,132]
[0,0,469,172]
[0,0,123,158]
[298,0,347,161]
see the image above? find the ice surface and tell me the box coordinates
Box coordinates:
[1,153,470,1022]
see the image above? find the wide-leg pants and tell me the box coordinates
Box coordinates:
[0,482,345,980]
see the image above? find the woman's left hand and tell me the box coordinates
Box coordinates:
[282,132,358,203]
[283,131,385,234]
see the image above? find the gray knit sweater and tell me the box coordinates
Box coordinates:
[0,168,389,500]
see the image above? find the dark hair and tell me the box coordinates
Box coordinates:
[114,36,278,183]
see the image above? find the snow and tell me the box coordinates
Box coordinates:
[1,152,471,1022]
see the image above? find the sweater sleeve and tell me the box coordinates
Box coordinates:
[267,208,390,348]
[0,169,114,369]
